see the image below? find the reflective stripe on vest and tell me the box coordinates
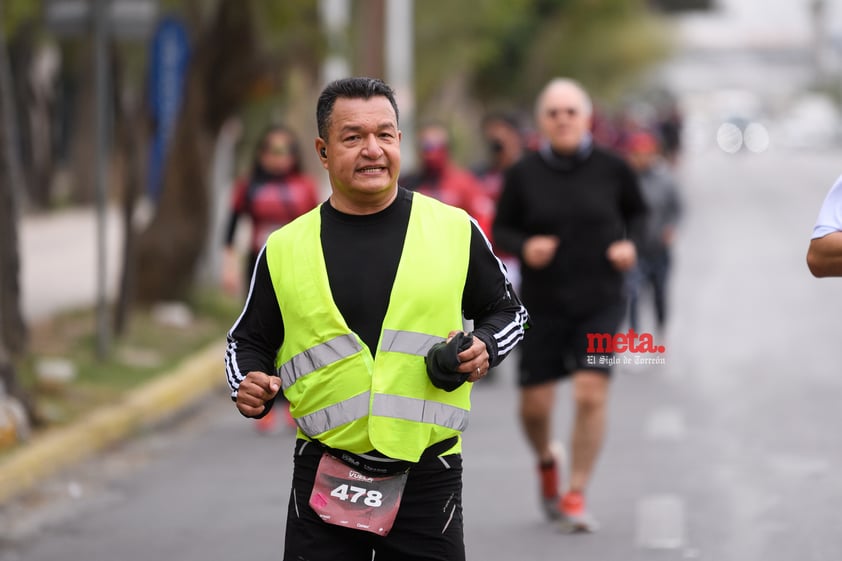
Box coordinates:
[372,394,469,432]
[296,391,371,436]
[278,330,443,390]
[296,392,469,435]
[380,329,443,356]
[278,333,363,390]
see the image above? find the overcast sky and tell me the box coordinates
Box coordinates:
[679,0,842,49]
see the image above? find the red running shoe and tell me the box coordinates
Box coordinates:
[255,408,277,434]
[559,491,599,533]
[538,442,565,520]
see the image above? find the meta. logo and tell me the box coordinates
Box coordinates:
[586,329,665,354]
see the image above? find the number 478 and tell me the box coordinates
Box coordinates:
[330,484,383,507]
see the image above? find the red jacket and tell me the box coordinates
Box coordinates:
[227,173,320,254]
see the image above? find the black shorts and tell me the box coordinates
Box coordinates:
[283,439,465,561]
[518,302,625,387]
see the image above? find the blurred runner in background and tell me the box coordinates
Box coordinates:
[493,77,647,533]
[473,111,527,289]
[622,130,682,333]
[401,122,495,238]
[222,124,320,433]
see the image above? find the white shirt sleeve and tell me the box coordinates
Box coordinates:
[812,175,842,239]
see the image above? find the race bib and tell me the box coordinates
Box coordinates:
[309,452,408,536]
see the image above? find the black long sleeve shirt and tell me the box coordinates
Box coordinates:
[226,188,528,400]
[493,146,647,318]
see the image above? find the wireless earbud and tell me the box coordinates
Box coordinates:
[320,147,327,158]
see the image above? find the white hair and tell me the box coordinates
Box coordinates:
[535,78,593,118]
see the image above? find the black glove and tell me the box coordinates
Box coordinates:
[425,332,474,392]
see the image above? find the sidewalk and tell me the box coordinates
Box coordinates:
[0,339,225,504]
[20,206,122,323]
[1,207,224,504]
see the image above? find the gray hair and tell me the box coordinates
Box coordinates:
[535,78,593,118]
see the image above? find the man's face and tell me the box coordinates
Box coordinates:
[318,96,401,204]
[537,84,592,154]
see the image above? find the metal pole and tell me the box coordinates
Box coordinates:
[385,0,415,171]
[94,0,110,359]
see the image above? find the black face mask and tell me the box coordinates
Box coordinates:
[488,139,504,155]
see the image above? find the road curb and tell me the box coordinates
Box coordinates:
[0,339,226,505]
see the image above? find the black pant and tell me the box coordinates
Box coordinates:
[283,439,465,561]
[518,300,626,385]
[627,249,671,331]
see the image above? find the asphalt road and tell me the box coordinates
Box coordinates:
[2,141,841,561]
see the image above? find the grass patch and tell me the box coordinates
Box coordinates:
[16,289,243,429]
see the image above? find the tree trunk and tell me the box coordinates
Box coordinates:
[0,2,32,417]
[356,0,385,78]
[65,39,98,205]
[113,61,145,335]
[10,23,59,210]
[134,0,262,304]
[133,61,211,303]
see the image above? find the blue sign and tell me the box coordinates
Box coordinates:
[146,16,190,202]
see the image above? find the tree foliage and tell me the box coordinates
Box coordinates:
[1,0,38,37]
[415,0,672,112]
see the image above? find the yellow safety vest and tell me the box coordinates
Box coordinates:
[264,192,473,462]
